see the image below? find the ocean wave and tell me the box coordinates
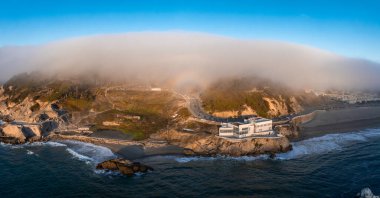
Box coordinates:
[26,150,34,155]
[1,141,68,149]
[66,148,94,163]
[60,140,116,164]
[94,169,122,177]
[2,140,116,165]
[27,142,67,147]
[277,128,380,160]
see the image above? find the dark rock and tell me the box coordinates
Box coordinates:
[0,136,22,144]
[118,166,134,176]
[38,113,50,122]
[0,115,14,123]
[269,153,276,159]
[21,127,37,140]
[96,158,153,176]
[139,165,148,173]
[41,121,58,136]
[51,103,60,111]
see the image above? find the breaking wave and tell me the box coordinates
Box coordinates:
[0,141,67,149]
[66,148,94,163]
[276,128,380,160]
[61,140,116,164]
[1,140,116,164]
[175,128,380,163]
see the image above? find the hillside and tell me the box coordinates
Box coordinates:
[0,73,190,140]
[200,77,334,118]
[0,73,337,141]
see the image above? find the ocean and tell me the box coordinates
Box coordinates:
[1,128,380,198]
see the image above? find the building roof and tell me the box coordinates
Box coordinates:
[230,122,246,126]
[255,118,271,122]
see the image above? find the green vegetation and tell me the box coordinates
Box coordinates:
[4,72,48,103]
[61,98,93,112]
[29,103,41,112]
[3,73,96,107]
[200,77,299,118]
[85,90,179,140]
[92,109,169,140]
[177,107,191,119]
[201,90,270,117]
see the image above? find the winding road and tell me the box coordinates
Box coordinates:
[174,91,256,123]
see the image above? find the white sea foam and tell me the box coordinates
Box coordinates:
[61,140,116,164]
[66,148,94,163]
[2,141,68,149]
[26,142,67,147]
[26,150,34,155]
[277,128,380,160]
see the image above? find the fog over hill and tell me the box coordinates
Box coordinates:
[1,32,380,90]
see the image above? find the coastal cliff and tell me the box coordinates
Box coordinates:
[151,130,291,156]
[0,75,295,157]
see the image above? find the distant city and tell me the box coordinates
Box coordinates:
[306,89,380,104]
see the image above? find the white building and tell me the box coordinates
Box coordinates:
[218,117,273,138]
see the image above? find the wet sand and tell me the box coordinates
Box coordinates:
[298,106,380,140]
[100,142,184,160]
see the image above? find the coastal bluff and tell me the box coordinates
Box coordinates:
[0,124,44,144]
[152,130,292,156]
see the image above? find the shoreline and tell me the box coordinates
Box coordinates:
[47,134,185,160]
[2,106,380,160]
[296,106,380,141]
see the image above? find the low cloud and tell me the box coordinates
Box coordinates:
[1,32,379,90]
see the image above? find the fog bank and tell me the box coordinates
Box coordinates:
[1,32,379,90]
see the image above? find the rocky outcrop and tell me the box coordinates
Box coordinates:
[356,188,379,198]
[0,123,45,144]
[22,125,43,142]
[274,124,298,138]
[41,121,58,135]
[212,105,256,118]
[264,96,303,117]
[96,158,153,176]
[1,125,26,143]
[152,130,292,156]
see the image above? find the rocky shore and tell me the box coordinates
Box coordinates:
[151,130,292,156]
[96,158,153,176]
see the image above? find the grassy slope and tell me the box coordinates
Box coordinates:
[200,77,327,118]
[3,73,183,140]
[88,90,179,140]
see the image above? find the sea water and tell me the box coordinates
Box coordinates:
[1,128,380,197]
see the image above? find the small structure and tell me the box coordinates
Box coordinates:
[219,117,274,138]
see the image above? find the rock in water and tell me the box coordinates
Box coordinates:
[356,188,379,198]
[96,159,153,176]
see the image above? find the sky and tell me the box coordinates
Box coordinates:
[0,0,380,62]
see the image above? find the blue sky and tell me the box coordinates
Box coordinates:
[1,0,380,62]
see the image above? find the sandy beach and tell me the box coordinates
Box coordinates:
[100,142,184,160]
[298,106,380,140]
